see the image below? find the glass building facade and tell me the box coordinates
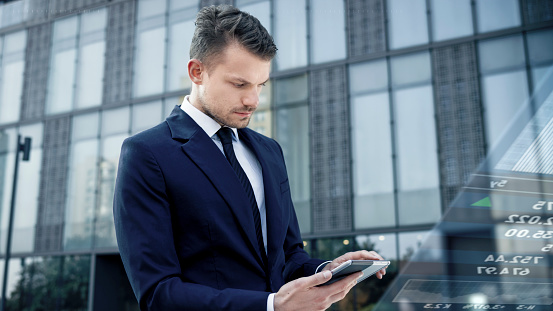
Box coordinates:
[0,0,551,310]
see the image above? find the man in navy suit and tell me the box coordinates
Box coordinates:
[113,4,385,310]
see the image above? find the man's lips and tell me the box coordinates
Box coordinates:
[234,111,253,117]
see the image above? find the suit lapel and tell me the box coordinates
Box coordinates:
[166,107,264,267]
[239,129,284,273]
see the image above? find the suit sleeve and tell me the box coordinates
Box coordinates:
[113,137,269,310]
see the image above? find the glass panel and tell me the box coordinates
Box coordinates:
[236,0,271,34]
[349,59,388,94]
[478,35,525,73]
[527,28,553,66]
[0,31,26,125]
[65,139,98,251]
[72,112,99,141]
[276,105,310,233]
[274,0,307,70]
[102,106,130,136]
[476,0,521,33]
[482,70,529,149]
[391,51,431,87]
[132,101,163,134]
[96,134,127,248]
[394,85,441,225]
[167,17,194,91]
[169,0,198,11]
[352,92,395,229]
[137,0,167,19]
[388,0,429,49]
[4,257,27,308]
[0,60,24,124]
[0,128,16,255]
[430,0,473,41]
[310,0,346,64]
[275,74,308,105]
[11,124,43,254]
[76,9,107,109]
[134,26,166,97]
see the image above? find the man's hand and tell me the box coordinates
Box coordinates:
[322,250,387,280]
[273,270,362,311]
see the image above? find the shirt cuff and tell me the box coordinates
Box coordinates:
[315,260,332,273]
[267,293,275,311]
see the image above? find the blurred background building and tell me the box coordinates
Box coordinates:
[0,0,552,310]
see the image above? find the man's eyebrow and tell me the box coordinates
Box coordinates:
[229,76,270,85]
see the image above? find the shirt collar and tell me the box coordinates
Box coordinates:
[180,96,239,142]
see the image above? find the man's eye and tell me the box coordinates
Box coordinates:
[234,83,245,88]
[259,83,266,87]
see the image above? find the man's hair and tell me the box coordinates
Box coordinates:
[190,4,277,66]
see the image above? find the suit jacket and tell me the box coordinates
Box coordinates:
[113,106,324,310]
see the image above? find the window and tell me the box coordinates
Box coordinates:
[134,0,198,97]
[527,29,553,90]
[274,0,307,70]
[96,107,130,248]
[132,101,163,134]
[476,0,521,33]
[310,0,346,64]
[430,0,473,41]
[388,0,429,49]
[391,52,441,226]
[0,31,26,125]
[479,35,529,150]
[46,9,107,115]
[350,60,395,229]
[274,75,310,232]
[64,113,99,250]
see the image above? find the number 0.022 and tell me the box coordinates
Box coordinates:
[505,214,553,225]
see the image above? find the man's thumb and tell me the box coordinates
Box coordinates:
[306,270,332,287]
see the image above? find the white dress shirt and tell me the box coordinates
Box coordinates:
[180,97,275,310]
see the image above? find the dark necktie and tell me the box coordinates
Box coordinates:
[217,127,268,267]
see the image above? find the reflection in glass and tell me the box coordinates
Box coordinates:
[4,256,90,309]
[391,52,432,87]
[274,0,307,70]
[97,134,127,248]
[476,0,521,33]
[0,31,26,125]
[430,0,473,41]
[275,74,308,105]
[276,106,310,233]
[387,0,429,49]
[11,124,43,254]
[310,0,346,64]
[64,112,100,251]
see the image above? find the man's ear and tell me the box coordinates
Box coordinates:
[188,59,204,85]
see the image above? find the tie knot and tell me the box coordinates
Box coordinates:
[217,127,234,145]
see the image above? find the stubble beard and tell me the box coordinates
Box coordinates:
[198,95,253,129]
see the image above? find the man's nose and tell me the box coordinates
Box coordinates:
[242,88,259,108]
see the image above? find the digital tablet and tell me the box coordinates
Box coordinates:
[320,260,390,286]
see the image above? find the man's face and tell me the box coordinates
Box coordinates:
[193,43,271,129]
